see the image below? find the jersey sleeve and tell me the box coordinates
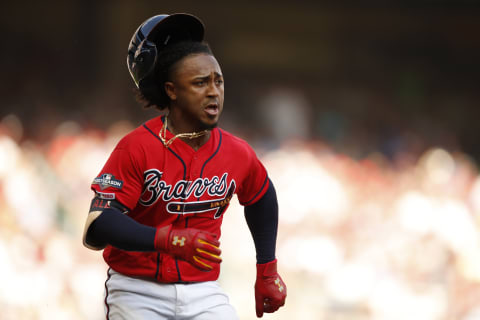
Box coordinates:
[236,144,270,206]
[91,141,144,211]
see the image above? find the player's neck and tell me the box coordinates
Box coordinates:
[179,133,211,151]
[164,114,211,151]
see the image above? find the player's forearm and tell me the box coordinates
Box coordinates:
[244,178,278,264]
[86,207,157,251]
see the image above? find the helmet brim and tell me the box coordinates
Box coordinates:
[147,13,205,49]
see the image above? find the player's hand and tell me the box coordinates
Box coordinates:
[154,225,222,271]
[255,259,286,318]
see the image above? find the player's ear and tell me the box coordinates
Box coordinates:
[165,82,176,101]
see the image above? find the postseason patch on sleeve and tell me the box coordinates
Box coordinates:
[92,173,124,190]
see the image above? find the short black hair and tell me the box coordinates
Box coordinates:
[135,41,213,110]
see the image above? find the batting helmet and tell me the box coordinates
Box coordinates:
[127,13,205,89]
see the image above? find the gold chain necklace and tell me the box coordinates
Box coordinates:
[159,115,209,148]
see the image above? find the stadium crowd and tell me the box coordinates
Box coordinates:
[1,114,480,320]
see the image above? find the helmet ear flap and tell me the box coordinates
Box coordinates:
[129,39,158,88]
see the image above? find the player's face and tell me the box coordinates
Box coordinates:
[166,53,224,131]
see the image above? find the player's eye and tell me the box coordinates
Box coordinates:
[215,79,224,86]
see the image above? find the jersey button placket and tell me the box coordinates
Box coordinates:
[190,155,200,180]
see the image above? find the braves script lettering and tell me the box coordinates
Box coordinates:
[139,169,235,218]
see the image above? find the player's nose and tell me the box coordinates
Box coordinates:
[206,81,222,97]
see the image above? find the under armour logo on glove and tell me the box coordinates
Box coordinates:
[154,225,222,271]
[274,278,284,292]
[172,236,186,246]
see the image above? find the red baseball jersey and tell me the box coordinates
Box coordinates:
[91,116,269,282]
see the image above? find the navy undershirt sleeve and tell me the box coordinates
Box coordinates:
[244,178,278,264]
[86,207,156,251]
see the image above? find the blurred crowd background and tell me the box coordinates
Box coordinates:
[1,1,480,319]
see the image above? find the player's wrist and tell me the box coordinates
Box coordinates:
[256,258,278,277]
[154,225,172,251]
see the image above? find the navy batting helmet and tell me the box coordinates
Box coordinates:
[127,13,205,89]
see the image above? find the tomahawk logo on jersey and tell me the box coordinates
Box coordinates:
[90,116,269,282]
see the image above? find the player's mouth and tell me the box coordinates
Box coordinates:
[204,103,219,116]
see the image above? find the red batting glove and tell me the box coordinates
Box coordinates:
[154,225,222,271]
[255,259,287,318]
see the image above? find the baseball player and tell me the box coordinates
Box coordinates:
[82,13,286,319]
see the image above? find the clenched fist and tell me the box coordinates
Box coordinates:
[255,259,286,317]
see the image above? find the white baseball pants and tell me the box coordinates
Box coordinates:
[104,269,239,320]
